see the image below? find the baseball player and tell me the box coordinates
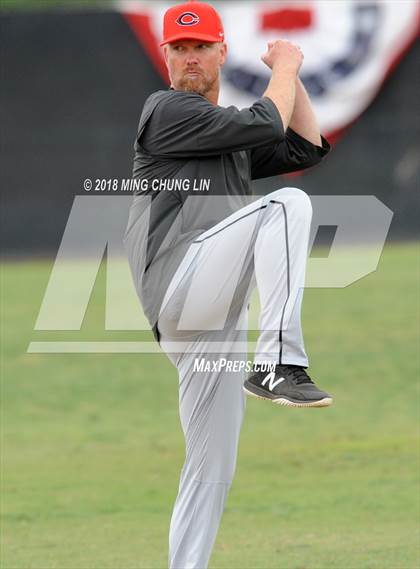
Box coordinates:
[124,1,333,567]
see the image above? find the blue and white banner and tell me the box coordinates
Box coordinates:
[120,0,419,139]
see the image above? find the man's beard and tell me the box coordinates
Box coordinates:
[177,73,218,96]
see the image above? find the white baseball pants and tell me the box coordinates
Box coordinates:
[157,187,313,568]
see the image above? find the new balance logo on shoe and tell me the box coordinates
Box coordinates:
[261,371,286,392]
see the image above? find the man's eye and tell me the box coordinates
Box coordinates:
[198,44,208,49]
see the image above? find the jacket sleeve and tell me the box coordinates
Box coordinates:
[250,127,331,179]
[140,91,284,158]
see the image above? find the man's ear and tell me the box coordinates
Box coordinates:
[163,45,169,67]
[219,42,227,66]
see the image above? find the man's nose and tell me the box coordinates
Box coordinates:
[185,53,199,65]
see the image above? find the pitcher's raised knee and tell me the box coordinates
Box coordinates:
[267,187,312,219]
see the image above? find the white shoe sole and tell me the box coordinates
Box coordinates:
[243,386,333,408]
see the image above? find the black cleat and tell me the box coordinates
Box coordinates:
[243,364,333,407]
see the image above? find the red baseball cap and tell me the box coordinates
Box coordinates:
[160,1,225,46]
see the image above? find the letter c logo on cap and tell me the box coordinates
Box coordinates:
[176,12,200,26]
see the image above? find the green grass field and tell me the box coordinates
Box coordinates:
[1,242,419,569]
